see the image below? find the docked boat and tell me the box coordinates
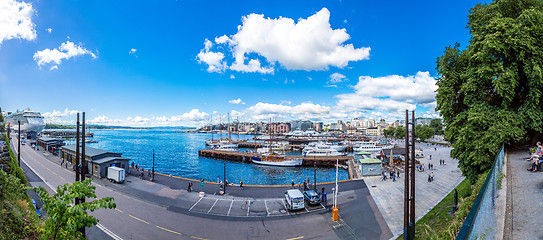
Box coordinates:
[304,148,345,157]
[215,144,237,151]
[4,109,46,133]
[303,142,346,155]
[251,153,303,167]
[353,141,393,152]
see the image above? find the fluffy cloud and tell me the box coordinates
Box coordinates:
[33,41,97,69]
[197,8,370,74]
[43,108,79,118]
[228,98,245,104]
[246,102,330,120]
[329,73,347,83]
[46,28,52,34]
[0,0,36,44]
[196,39,226,73]
[335,71,437,114]
[129,48,137,54]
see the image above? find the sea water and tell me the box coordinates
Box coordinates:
[85,128,349,185]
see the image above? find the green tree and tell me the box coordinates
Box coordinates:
[394,125,406,139]
[415,125,435,141]
[34,179,116,240]
[383,127,395,138]
[436,0,541,181]
[429,119,443,135]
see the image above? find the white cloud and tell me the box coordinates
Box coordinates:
[43,108,79,118]
[46,28,52,34]
[129,48,137,54]
[230,74,235,79]
[329,73,347,83]
[196,39,226,73]
[246,102,330,120]
[334,71,436,114]
[325,85,338,88]
[0,0,36,44]
[229,98,245,104]
[49,65,58,70]
[33,41,97,69]
[198,8,370,74]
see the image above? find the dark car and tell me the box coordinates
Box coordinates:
[303,190,321,205]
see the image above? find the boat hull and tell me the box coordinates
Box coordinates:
[251,156,303,167]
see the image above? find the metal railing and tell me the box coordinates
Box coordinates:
[456,145,504,239]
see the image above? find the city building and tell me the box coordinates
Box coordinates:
[36,137,65,155]
[60,145,130,179]
[289,120,313,131]
[270,122,291,134]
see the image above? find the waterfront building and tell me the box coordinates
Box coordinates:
[60,145,129,178]
[289,120,312,131]
[36,137,65,154]
[415,118,432,126]
[270,122,291,134]
[329,120,347,132]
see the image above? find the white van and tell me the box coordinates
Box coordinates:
[284,189,305,211]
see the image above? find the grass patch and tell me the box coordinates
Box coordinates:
[397,173,486,239]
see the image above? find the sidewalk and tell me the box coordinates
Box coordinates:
[507,148,543,239]
[362,143,464,237]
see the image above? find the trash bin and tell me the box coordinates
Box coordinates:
[322,192,327,203]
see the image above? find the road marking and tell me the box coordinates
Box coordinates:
[190,236,208,240]
[246,200,251,216]
[207,199,218,214]
[189,197,203,211]
[156,226,182,235]
[129,214,149,224]
[281,199,290,215]
[286,236,304,240]
[115,208,124,213]
[227,199,234,216]
[264,200,269,216]
[15,141,123,240]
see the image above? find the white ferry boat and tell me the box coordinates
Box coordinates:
[4,109,46,133]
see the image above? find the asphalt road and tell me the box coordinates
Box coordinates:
[13,137,391,240]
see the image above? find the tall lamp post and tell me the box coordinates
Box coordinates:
[314,161,317,191]
[151,149,155,181]
[17,121,20,166]
[332,159,339,221]
[223,161,226,194]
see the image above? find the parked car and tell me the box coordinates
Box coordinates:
[303,190,321,205]
[284,189,305,211]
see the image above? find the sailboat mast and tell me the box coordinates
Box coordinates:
[211,114,213,141]
[228,113,231,141]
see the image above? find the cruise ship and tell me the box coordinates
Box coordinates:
[4,109,46,133]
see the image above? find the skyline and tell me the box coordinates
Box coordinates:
[0,0,488,127]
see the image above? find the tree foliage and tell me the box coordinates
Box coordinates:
[415,125,435,141]
[429,119,443,135]
[436,0,542,181]
[34,179,116,240]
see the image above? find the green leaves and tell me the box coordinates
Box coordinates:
[436,0,543,181]
[34,179,116,240]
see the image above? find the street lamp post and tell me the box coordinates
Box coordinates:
[314,161,317,191]
[223,161,226,194]
[17,121,20,166]
[151,149,155,181]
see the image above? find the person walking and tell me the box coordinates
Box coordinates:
[431,172,434,182]
[428,173,431,182]
[291,180,295,189]
[187,182,192,192]
[240,179,243,190]
[392,172,396,182]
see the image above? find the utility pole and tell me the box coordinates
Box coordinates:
[223,161,226,194]
[404,110,416,240]
[17,121,20,166]
[75,114,80,203]
[314,161,317,191]
[152,149,155,181]
[80,112,86,238]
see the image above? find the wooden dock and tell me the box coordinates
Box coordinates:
[198,149,352,167]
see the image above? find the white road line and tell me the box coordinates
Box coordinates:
[246,200,251,216]
[264,200,269,216]
[207,199,218,214]
[17,150,123,240]
[189,197,203,211]
[281,199,290,215]
[320,203,326,210]
[227,199,234,216]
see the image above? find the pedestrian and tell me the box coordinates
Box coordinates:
[428,162,431,169]
[291,180,295,189]
[303,180,308,190]
[187,182,192,192]
[135,164,139,171]
[322,187,325,195]
[431,172,434,182]
[396,169,400,179]
[383,172,387,181]
[392,172,396,182]
[131,162,134,168]
[428,173,431,182]
[435,147,437,151]
[240,179,243,190]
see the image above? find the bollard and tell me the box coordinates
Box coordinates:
[332,206,339,221]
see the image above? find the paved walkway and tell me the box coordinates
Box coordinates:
[508,148,543,239]
[362,142,464,237]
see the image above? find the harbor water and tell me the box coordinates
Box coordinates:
[85,128,349,185]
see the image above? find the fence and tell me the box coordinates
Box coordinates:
[456,145,505,239]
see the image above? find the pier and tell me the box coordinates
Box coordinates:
[198,149,352,167]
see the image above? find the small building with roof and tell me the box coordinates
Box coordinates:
[359,158,382,176]
[60,145,129,178]
[37,137,65,154]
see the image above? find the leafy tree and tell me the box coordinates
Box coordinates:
[429,119,443,135]
[415,125,435,141]
[436,0,541,181]
[383,127,395,137]
[34,179,116,240]
[394,125,406,139]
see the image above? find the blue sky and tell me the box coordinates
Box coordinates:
[0,0,488,127]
